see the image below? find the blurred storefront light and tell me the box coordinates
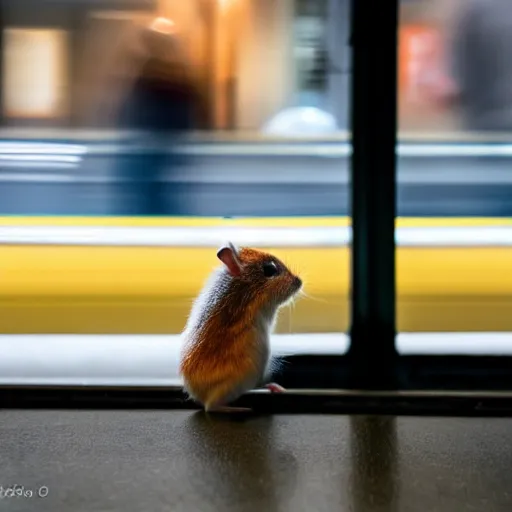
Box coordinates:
[2,28,69,119]
[218,0,236,10]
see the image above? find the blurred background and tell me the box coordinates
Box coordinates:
[0,0,511,216]
[1,0,512,345]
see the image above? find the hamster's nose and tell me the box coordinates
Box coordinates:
[293,276,302,290]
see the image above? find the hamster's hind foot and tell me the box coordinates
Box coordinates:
[266,382,286,393]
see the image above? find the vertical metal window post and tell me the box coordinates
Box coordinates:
[348,0,399,388]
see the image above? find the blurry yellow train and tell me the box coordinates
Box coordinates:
[1,216,511,334]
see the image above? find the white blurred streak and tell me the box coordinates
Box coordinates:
[0,333,346,387]
[0,143,87,155]
[0,155,81,163]
[1,225,512,248]
[0,333,512,387]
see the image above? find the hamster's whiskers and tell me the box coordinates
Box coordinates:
[286,295,298,332]
[298,289,328,304]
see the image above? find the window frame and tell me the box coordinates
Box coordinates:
[3,0,512,414]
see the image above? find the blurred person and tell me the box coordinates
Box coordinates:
[429,0,512,133]
[114,17,201,215]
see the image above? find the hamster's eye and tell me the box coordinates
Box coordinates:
[262,261,279,278]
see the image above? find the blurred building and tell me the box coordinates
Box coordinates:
[0,0,353,132]
[398,0,460,132]
[0,0,459,134]
[209,0,350,131]
[0,0,156,128]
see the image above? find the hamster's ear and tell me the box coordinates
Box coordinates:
[217,242,242,277]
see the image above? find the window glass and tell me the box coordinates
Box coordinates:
[396,0,512,354]
[0,0,352,386]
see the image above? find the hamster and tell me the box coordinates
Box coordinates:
[179,242,302,413]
